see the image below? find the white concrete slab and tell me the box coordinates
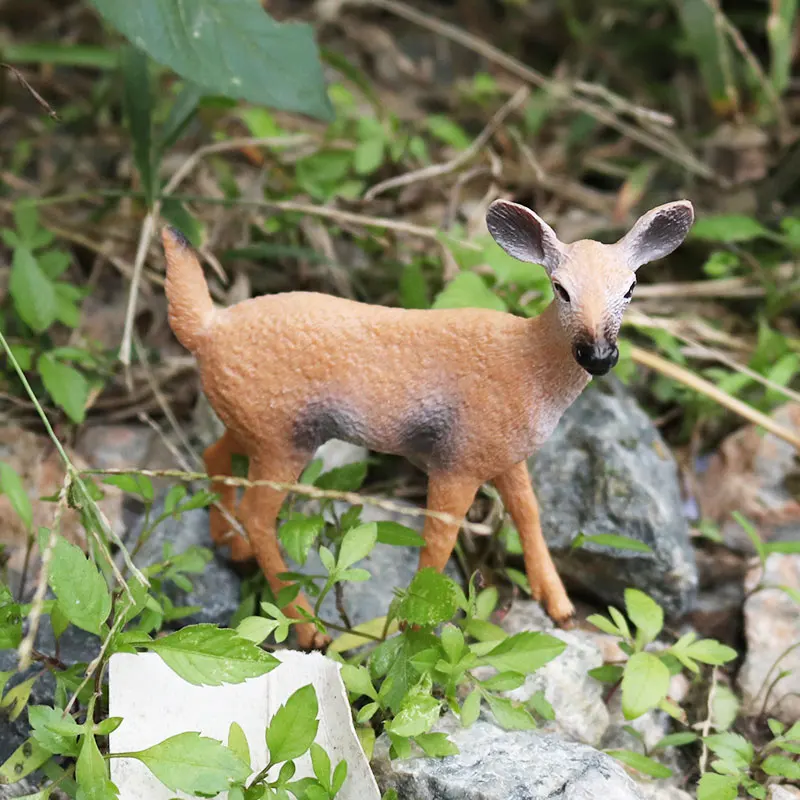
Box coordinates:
[109,650,379,800]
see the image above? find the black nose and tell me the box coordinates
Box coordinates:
[573,341,619,376]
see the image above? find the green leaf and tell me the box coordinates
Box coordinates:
[587,613,622,637]
[337,522,377,570]
[761,753,800,779]
[77,732,118,800]
[624,588,663,646]
[572,533,653,554]
[236,615,279,644]
[767,0,798,94]
[396,568,459,627]
[0,736,52,785]
[0,584,22,649]
[606,749,672,778]
[228,722,251,768]
[332,759,348,795]
[10,247,57,333]
[710,685,740,731]
[375,521,426,547]
[146,624,279,685]
[29,706,80,757]
[485,694,536,731]
[697,772,740,800]
[621,652,670,720]
[460,689,481,726]
[387,677,440,738]
[481,631,566,675]
[692,215,772,243]
[279,515,325,566]
[121,732,250,795]
[432,272,506,312]
[704,732,754,770]
[87,0,332,120]
[266,684,319,763]
[529,690,555,721]
[340,664,377,701]
[354,136,385,176]
[102,473,154,502]
[608,607,632,641]
[158,81,204,153]
[478,671,526,692]
[399,261,429,310]
[765,539,800,554]
[42,529,111,635]
[651,731,698,751]
[121,47,154,207]
[310,742,331,790]
[37,354,89,424]
[315,462,368,491]
[414,732,459,757]
[0,463,33,530]
[588,664,624,684]
[684,639,738,666]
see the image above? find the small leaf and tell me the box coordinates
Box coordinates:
[624,588,663,646]
[29,706,80,756]
[387,677,440,738]
[396,568,459,627]
[606,749,672,778]
[651,731,698,751]
[481,631,566,675]
[279,515,325,566]
[42,529,111,635]
[102,473,154,502]
[315,462,367,491]
[588,664,624,684]
[121,731,250,795]
[414,732,459,757]
[77,732,118,800]
[710,685,740,731]
[478,671,526,692]
[587,614,622,637]
[146,624,279,685]
[761,753,800,779]
[697,772,740,800]
[310,742,331,790]
[485,694,536,731]
[236,615,280,644]
[10,247,57,333]
[684,639,738,666]
[121,47,155,207]
[266,684,319,763]
[228,722,251,768]
[573,533,653,553]
[375,521,425,547]
[621,652,670,720]
[692,215,772,243]
[332,760,348,794]
[704,732,754,769]
[529,690,555,721]
[460,689,481,726]
[0,463,33,530]
[432,272,506,312]
[340,664,378,701]
[337,522,377,570]
[37,354,89,424]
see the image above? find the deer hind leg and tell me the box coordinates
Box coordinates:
[493,461,575,627]
[418,473,481,574]
[204,429,253,562]
[240,451,330,651]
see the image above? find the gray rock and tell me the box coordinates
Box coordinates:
[739,553,800,724]
[529,378,698,617]
[130,492,241,628]
[372,715,645,799]
[489,601,609,746]
[299,501,462,630]
[0,778,39,798]
[637,788,694,800]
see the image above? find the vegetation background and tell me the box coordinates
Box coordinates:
[0,1,799,799]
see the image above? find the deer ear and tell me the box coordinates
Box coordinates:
[617,200,694,271]
[486,200,564,274]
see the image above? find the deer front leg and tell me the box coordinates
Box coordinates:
[493,461,575,627]
[240,454,330,651]
[418,473,481,573]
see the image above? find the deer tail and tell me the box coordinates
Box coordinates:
[161,226,215,353]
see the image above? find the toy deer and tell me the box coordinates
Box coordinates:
[161,198,694,649]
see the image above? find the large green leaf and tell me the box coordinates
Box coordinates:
[121,732,250,795]
[37,354,89,424]
[9,247,57,333]
[42,530,111,635]
[145,624,279,685]
[88,0,331,120]
[481,631,566,675]
[621,652,670,720]
[266,684,319,763]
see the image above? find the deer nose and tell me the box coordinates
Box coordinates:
[573,341,619,376]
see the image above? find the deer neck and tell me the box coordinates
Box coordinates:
[522,302,591,446]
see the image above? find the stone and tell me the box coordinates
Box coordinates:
[109,650,379,800]
[299,501,462,631]
[0,778,39,799]
[739,553,800,724]
[488,600,609,746]
[528,378,698,618]
[372,715,646,799]
[637,788,694,800]
[129,491,241,628]
[695,402,800,552]
[74,424,157,471]
[769,787,800,800]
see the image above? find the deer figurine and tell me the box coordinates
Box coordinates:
[161,198,694,649]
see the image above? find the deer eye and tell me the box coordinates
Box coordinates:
[624,280,636,299]
[553,282,571,303]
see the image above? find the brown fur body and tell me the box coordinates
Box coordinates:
[162,197,694,648]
